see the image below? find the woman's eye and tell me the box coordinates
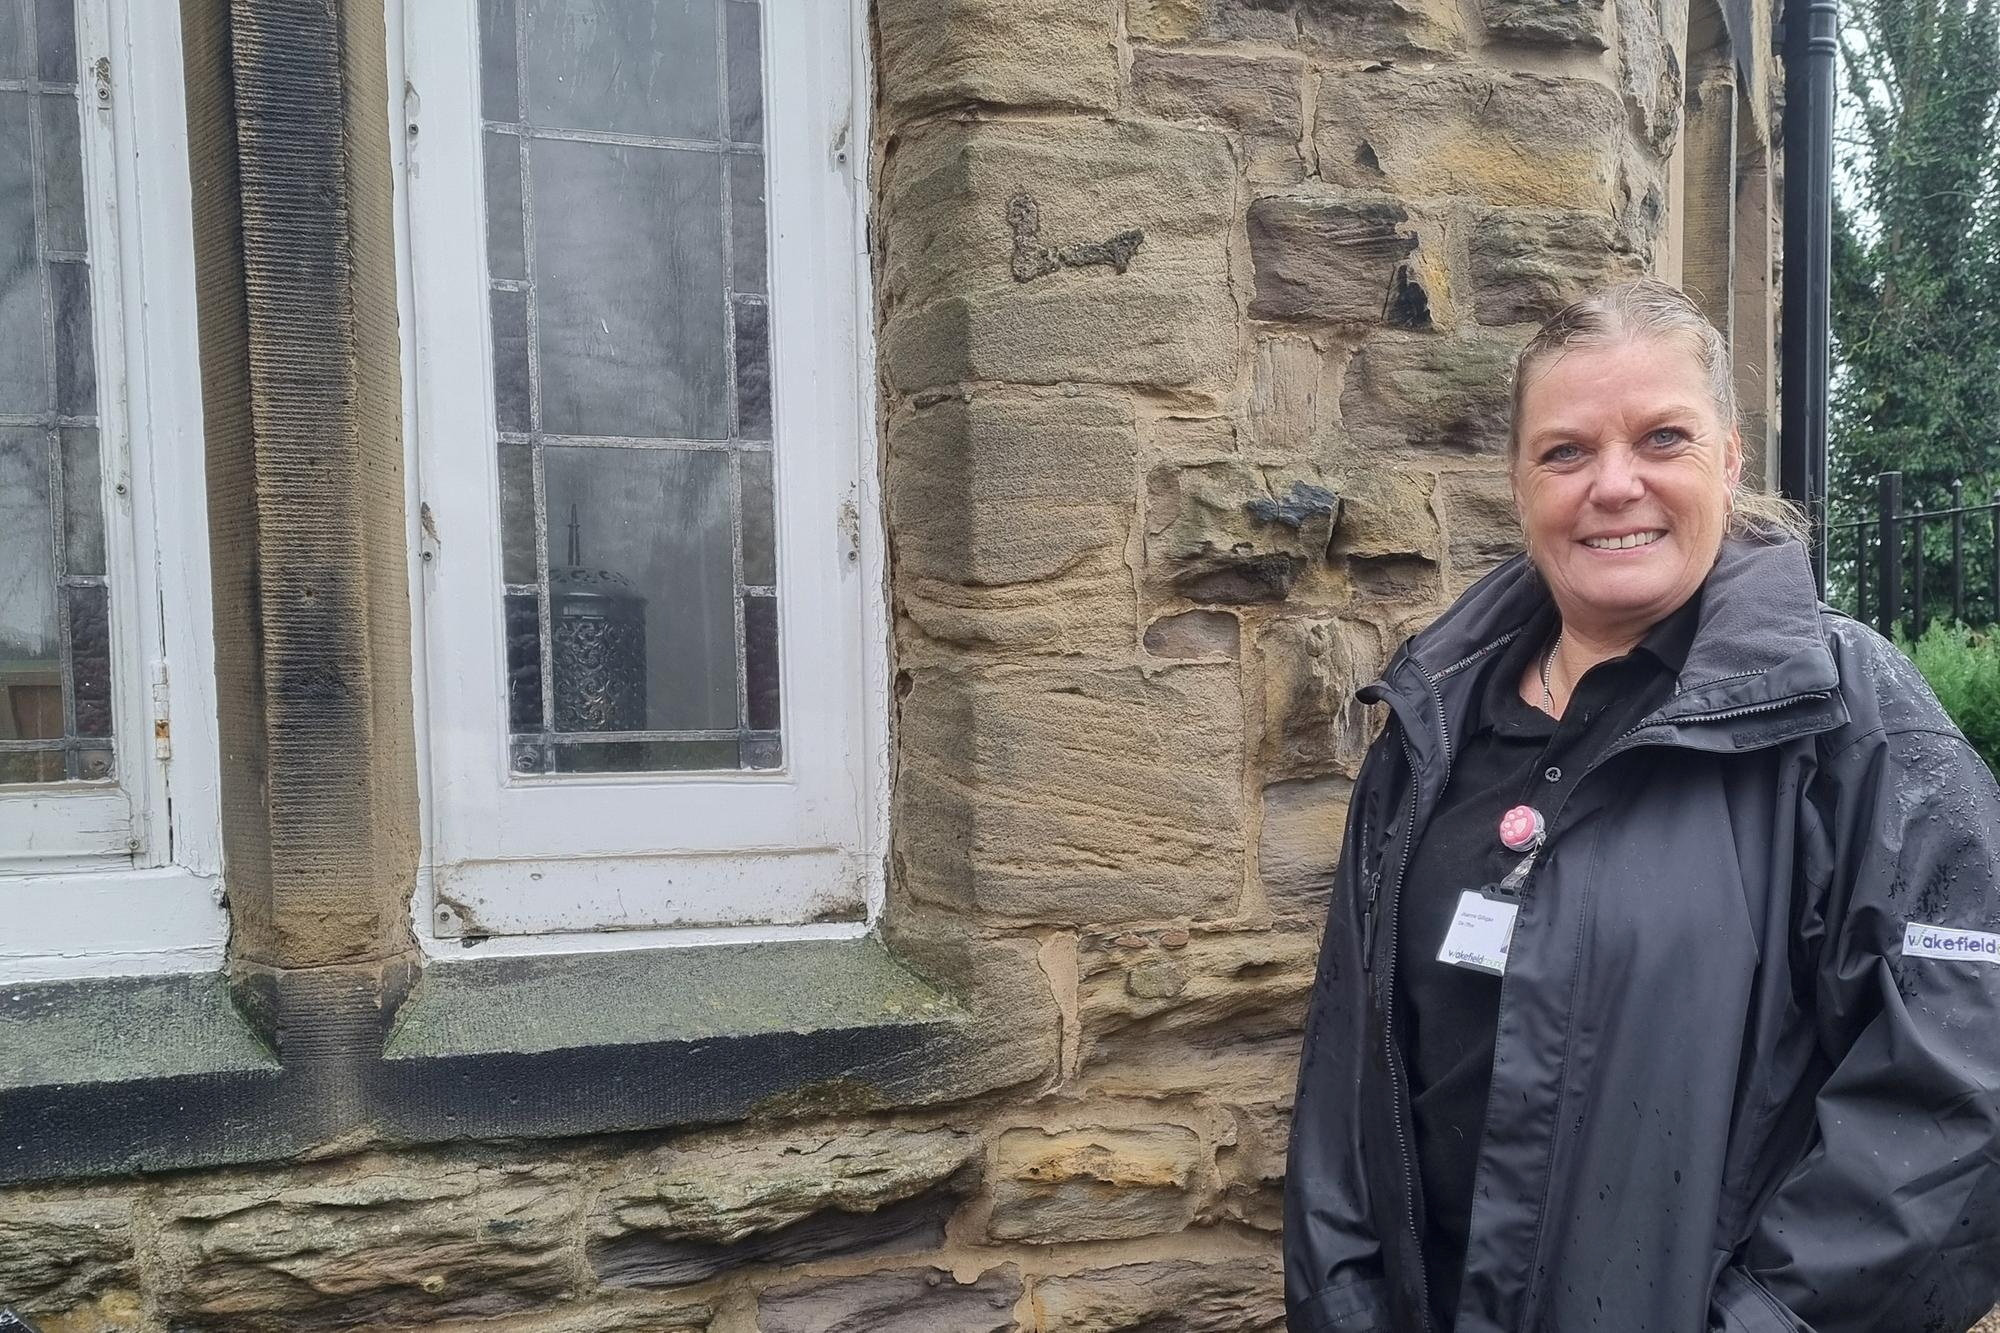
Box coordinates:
[1543,443,1582,464]
[1647,427,1687,447]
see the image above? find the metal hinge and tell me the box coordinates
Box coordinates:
[151,659,171,760]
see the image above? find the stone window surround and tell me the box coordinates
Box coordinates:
[0,0,1052,1187]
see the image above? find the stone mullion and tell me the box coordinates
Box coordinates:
[184,0,416,1066]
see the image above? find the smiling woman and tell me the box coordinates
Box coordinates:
[1284,280,2000,1333]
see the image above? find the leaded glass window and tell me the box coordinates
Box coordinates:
[478,0,781,777]
[0,0,111,787]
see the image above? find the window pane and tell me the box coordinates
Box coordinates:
[481,0,781,777]
[523,0,719,139]
[0,48,112,786]
[531,138,727,439]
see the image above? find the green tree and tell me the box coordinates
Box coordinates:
[1830,0,2000,623]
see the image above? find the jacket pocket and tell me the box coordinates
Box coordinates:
[1708,1266,1808,1333]
[1289,1275,1394,1333]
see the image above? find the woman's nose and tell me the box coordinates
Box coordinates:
[1589,444,1647,505]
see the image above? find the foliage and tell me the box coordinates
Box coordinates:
[1899,621,2000,770]
[1830,0,2000,615]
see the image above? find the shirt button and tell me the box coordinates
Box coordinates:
[1544,766,1562,782]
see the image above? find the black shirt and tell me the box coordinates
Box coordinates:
[1395,591,1702,1327]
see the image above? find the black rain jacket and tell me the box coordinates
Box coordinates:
[1285,535,2000,1333]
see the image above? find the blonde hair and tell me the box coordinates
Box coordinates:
[1508,279,1806,541]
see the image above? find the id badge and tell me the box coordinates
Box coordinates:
[1438,889,1519,976]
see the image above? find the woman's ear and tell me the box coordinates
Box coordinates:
[1724,427,1744,492]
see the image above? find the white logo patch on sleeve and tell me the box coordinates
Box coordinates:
[1903,922,2000,962]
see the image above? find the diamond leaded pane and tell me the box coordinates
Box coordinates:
[480,0,780,777]
[0,3,112,787]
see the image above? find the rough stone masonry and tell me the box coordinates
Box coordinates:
[0,0,1825,1329]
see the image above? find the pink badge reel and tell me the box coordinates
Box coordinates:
[1499,804,1546,852]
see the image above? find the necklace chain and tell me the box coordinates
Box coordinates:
[1540,631,1563,715]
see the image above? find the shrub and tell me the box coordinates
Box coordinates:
[1898,621,2000,774]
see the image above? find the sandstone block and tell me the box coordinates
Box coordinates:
[1618,0,1683,153]
[1077,929,1317,1096]
[1145,461,1339,604]
[1258,774,1352,919]
[759,1265,1024,1333]
[1315,68,1625,211]
[898,552,1136,659]
[1299,0,1469,55]
[0,1197,134,1316]
[1260,615,1386,782]
[1479,0,1606,45]
[1470,209,1643,325]
[1131,49,1305,178]
[1339,333,1521,460]
[1246,335,1324,460]
[589,1127,980,1288]
[878,0,1118,116]
[988,1124,1206,1242]
[890,393,1136,587]
[425,1299,713,1332]
[1247,197,1423,327]
[879,905,1063,1097]
[882,120,1236,392]
[1331,469,1439,559]
[1034,1255,1287,1331]
[155,1163,580,1331]
[1144,610,1241,659]
[1213,1100,1293,1231]
[896,664,1244,925]
[1128,0,1300,43]
[1438,469,1522,586]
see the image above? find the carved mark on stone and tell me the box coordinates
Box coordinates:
[1009,193,1145,283]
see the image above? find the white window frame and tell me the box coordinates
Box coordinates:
[1,0,226,981]
[395,0,886,945]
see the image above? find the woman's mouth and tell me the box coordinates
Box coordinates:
[1581,530,1665,551]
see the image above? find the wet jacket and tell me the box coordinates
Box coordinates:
[1284,535,2000,1333]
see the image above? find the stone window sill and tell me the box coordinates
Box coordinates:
[0,937,964,1183]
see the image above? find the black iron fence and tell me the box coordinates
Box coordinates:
[1828,471,2000,638]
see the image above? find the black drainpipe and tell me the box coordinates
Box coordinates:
[1780,0,1840,591]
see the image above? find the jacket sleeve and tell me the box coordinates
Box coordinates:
[1712,723,2000,1333]
[1284,740,1397,1333]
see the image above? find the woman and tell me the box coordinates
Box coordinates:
[1284,280,2000,1333]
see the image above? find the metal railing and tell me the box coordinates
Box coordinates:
[1828,471,2000,638]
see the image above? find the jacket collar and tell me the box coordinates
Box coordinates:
[1368,533,1846,771]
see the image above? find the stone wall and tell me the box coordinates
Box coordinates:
[0,0,1784,1329]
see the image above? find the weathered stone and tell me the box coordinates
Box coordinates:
[759,1265,1024,1333]
[1131,49,1305,178]
[0,1197,134,1316]
[899,550,1135,659]
[1247,197,1418,325]
[1470,209,1643,325]
[1128,0,1300,42]
[891,394,1135,587]
[896,665,1244,924]
[1330,469,1439,559]
[1034,1255,1287,1331]
[989,1125,1206,1242]
[1315,69,1626,211]
[155,1163,580,1331]
[1479,0,1606,45]
[1145,461,1338,604]
[1077,929,1318,1097]
[1144,610,1240,660]
[1298,0,1469,54]
[880,906,1064,1098]
[426,1298,713,1332]
[1350,553,1443,603]
[1207,1099,1292,1231]
[1246,335,1323,460]
[878,0,1119,116]
[1258,775,1351,919]
[882,120,1236,392]
[1149,413,1239,456]
[589,1128,980,1288]
[1618,0,1686,154]
[1438,469,1522,586]
[1260,615,1385,782]
[1339,334,1521,460]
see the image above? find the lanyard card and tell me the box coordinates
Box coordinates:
[1438,889,1520,976]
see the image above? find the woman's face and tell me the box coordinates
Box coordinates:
[1511,338,1741,645]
